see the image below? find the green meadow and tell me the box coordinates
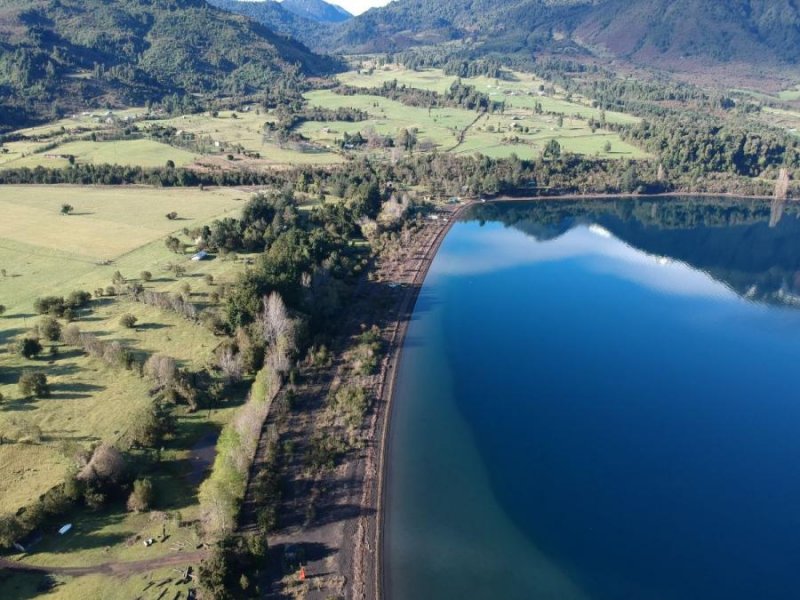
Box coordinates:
[0,185,248,510]
[0,184,259,597]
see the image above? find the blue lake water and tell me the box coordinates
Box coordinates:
[384,199,800,600]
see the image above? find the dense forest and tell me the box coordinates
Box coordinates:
[0,0,341,130]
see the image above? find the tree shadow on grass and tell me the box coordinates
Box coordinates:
[42,363,83,378]
[31,511,130,556]
[0,571,60,600]
[49,382,105,400]
[1,397,38,412]
[0,327,26,345]
[136,323,173,331]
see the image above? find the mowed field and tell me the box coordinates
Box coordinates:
[0,185,247,513]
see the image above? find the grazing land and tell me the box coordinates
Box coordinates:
[0,184,257,597]
[304,65,645,160]
[0,66,647,174]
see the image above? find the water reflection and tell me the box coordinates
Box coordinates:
[387,196,800,600]
[464,197,800,306]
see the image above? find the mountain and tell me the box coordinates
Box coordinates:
[0,0,340,130]
[207,0,328,45]
[470,199,800,308]
[280,0,351,24]
[331,0,800,68]
[575,0,800,66]
[206,0,351,47]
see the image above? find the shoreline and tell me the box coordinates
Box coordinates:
[493,191,781,202]
[366,190,779,599]
[371,201,472,600]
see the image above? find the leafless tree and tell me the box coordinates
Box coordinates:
[78,444,126,485]
[217,347,244,384]
[145,354,178,387]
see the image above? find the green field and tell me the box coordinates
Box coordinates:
[761,107,800,137]
[304,79,647,160]
[0,184,257,597]
[0,185,249,511]
[777,85,800,102]
[147,109,343,166]
[339,64,640,125]
[0,66,647,172]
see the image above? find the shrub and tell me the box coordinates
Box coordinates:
[19,371,49,398]
[39,316,61,342]
[166,211,178,220]
[17,337,42,359]
[140,271,153,282]
[119,314,138,328]
[127,478,154,512]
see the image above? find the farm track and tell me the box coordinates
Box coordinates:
[0,550,207,577]
[445,112,487,153]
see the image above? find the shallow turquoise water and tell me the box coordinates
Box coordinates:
[385,199,800,600]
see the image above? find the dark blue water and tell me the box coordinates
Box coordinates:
[385,199,800,600]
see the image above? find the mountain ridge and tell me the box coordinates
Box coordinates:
[330,0,800,69]
[280,0,352,23]
[0,0,340,130]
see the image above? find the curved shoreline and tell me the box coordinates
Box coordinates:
[372,201,473,600]
[368,191,779,600]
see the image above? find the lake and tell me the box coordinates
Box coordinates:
[384,198,800,600]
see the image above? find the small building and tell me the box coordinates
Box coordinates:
[191,250,209,261]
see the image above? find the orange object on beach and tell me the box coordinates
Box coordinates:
[299,566,306,581]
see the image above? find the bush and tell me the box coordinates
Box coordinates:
[166,211,178,220]
[127,478,154,512]
[140,271,153,282]
[119,314,138,328]
[19,371,49,398]
[17,337,42,359]
[39,316,61,342]
[34,291,91,317]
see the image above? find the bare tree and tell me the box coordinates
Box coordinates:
[78,444,126,485]
[259,293,293,349]
[145,354,178,387]
[217,347,243,384]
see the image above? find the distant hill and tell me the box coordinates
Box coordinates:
[0,0,340,130]
[207,0,329,46]
[331,0,800,68]
[280,0,351,24]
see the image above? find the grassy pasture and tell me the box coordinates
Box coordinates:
[0,67,644,170]
[0,139,198,170]
[0,184,256,597]
[338,64,640,125]
[148,109,343,166]
[777,85,800,102]
[304,87,646,160]
[0,185,249,514]
[760,107,800,137]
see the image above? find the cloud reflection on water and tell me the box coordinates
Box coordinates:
[436,223,738,302]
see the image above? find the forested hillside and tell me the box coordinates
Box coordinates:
[207,0,329,47]
[0,0,340,130]
[332,0,800,68]
[281,0,351,23]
